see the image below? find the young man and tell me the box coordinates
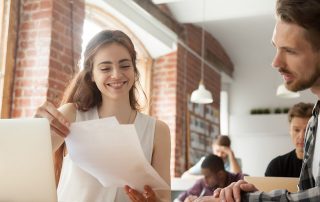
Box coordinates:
[182,135,241,179]
[213,0,320,201]
[176,154,243,202]
[265,102,313,177]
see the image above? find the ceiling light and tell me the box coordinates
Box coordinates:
[152,0,184,4]
[276,84,300,98]
[190,0,213,104]
[190,80,213,104]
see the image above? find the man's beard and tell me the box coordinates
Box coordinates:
[286,75,319,92]
[281,65,320,92]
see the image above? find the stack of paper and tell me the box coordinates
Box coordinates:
[65,117,170,192]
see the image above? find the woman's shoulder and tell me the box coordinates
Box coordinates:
[155,119,169,131]
[137,113,170,136]
[58,103,77,123]
[154,119,170,139]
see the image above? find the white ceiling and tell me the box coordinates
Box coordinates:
[153,0,277,70]
[83,0,316,115]
[157,0,275,23]
[152,0,316,115]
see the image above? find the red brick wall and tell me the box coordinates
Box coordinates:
[151,52,178,176]
[12,0,84,117]
[47,0,84,105]
[9,0,229,178]
[175,45,221,176]
[152,25,222,176]
[184,24,233,77]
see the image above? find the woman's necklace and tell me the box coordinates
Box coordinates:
[127,109,133,124]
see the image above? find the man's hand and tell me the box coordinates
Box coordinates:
[184,195,197,202]
[213,180,258,202]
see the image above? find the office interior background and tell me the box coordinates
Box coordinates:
[0,0,316,178]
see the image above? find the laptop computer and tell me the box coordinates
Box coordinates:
[0,118,57,202]
[244,176,299,193]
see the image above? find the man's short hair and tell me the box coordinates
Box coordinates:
[213,135,231,147]
[201,154,225,173]
[276,0,320,50]
[288,102,313,123]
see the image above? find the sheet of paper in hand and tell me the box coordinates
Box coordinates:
[65,117,169,192]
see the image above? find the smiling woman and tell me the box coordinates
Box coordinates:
[35,30,171,202]
[92,44,136,102]
[81,8,154,114]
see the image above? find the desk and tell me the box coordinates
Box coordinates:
[171,177,198,200]
[244,176,299,192]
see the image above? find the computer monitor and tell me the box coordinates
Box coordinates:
[0,118,57,202]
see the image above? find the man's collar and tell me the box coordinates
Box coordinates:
[312,100,320,116]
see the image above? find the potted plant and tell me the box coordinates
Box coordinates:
[263,108,271,114]
[250,109,258,114]
[283,107,290,113]
[274,108,282,114]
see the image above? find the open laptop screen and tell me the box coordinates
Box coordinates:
[0,118,57,202]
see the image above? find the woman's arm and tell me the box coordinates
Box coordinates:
[227,149,241,174]
[125,119,171,202]
[222,146,241,173]
[151,120,171,201]
[35,101,76,152]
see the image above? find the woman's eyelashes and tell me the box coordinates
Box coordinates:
[120,64,131,69]
[97,59,132,72]
[100,66,112,72]
[119,58,132,69]
[99,65,131,72]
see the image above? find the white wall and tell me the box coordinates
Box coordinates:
[230,115,293,176]
[228,44,316,116]
[226,25,316,175]
[215,15,317,177]
[224,15,317,115]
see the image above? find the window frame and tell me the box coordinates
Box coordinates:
[0,0,19,118]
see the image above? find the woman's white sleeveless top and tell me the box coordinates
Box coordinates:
[57,107,156,202]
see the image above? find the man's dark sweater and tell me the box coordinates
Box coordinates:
[265,149,302,177]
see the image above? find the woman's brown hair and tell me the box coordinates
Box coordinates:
[62,30,142,111]
[213,135,231,147]
[54,30,142,184]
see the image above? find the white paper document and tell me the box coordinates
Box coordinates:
[65,117,170,192]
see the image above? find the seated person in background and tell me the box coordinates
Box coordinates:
[176,154,244,202]
[265,102,313,177]
[182,135,241,178]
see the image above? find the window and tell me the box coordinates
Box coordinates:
[220,89,229,135]
[80,19,103,70]
[0,0,19,118]
[0,0,9,116]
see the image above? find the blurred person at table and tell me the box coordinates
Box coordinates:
[182,135,241,179]
[176,154,243,202]
[265,102,313,177]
